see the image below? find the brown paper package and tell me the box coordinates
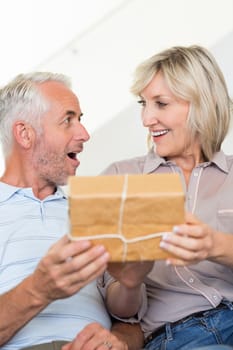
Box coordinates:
[68,173,185,262]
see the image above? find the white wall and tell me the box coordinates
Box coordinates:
[0,0,233,176]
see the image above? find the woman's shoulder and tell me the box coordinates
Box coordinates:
[101,154,148,175]
[222,153,233,172]
[212,151,233,173]
[226,154,233,166]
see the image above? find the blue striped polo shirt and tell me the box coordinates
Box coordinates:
[0,182,111,350]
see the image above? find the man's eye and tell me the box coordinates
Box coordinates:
[64,117,71,124]
[137,99,146,107]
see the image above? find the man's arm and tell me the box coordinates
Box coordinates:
[0,276,48,345]
[0,236,110,346]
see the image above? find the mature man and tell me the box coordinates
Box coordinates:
[0,72,143,350]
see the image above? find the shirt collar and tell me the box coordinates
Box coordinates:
[143,148,167,173]
[142,148,229,174]
[210,150,229,173]
[0,182,67,203]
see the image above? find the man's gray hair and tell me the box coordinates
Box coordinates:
[0,71,71,156]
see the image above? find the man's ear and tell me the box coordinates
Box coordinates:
[13,121,35,149]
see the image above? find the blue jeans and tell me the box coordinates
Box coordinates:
[145,301,233,350]
[194,347,233,350]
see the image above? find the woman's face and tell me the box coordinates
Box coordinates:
[139,71,200,162]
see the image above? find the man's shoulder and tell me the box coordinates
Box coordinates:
[0,182,19,203]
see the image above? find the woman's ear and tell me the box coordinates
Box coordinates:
[13,121,35,149]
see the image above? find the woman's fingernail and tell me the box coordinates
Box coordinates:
[173,226,179,233]
[162,233,171,241]
[160,241,167,249]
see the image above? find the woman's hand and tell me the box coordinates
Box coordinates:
[159,212,217,266]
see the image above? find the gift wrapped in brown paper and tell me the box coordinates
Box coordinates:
[68,173,185,262]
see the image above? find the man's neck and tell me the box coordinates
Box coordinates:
[1,154,59,200]
[0,173,57,200]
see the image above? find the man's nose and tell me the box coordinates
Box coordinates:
[75,123,90,142]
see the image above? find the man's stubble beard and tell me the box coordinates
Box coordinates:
[32,141,69,186]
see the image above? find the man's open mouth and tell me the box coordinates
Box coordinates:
[67,152,77,160]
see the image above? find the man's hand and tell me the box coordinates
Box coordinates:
[62,323,128,350]
[30,235,110,305]
[0,236,110,346]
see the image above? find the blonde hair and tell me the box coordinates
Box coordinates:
[131,45,232,161]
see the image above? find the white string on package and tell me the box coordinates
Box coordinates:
[69,174,166,262]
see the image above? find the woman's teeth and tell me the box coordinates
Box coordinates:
[151,129,169,137]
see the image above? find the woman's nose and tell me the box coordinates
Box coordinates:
[142,107,158,127]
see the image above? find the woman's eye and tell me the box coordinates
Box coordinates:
[156,101,168,108]
[137,99,146,107]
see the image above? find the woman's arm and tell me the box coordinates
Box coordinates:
[106,261,153,318]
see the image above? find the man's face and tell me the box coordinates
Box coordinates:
[32,81,90,186]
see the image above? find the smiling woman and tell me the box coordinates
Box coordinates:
[100,44,233,350]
